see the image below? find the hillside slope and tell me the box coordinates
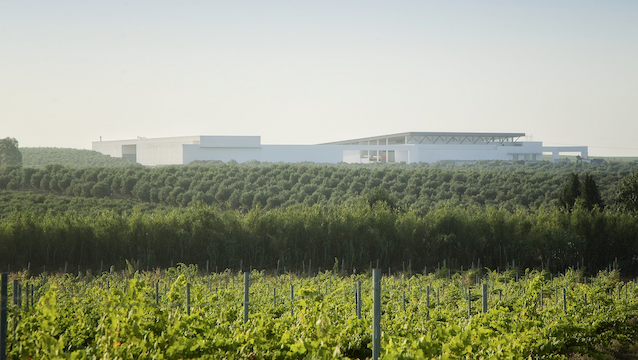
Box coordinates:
[21,147,138,168]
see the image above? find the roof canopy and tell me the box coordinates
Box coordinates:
[322,132,526,145]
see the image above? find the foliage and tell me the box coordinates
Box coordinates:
[20,147,139,168]
[617,169,638,211]
[0,160,637,277]
[0,189,167,217]
[1,203,637,275]
[559,172,605,211]
[559,173,581,211]
[0,160,635,215]
[4,149,638,357]
[580,173,604,210]
[0,137,22,167]
[364,187,397,211]
[7,268,638,359]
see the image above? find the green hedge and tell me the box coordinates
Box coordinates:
[1,203,636,275]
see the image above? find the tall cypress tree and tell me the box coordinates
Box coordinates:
[580,173,604,210]
[559,173,581,211]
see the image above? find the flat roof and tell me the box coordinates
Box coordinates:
[321,132,526,145]
[93,135,202,144]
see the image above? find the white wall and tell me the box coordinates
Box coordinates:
[262,145,421,164]
[182,136,263,163]
[261,145,345,163]
[92,136,200,166]
[93,135,545,165]
[137,141,185,166]
[417,142,543,163]
[395,150,410,163]
[199,136,261,148]
[185,144,349,164]
[342,150,361,163]
[92,142,123,158]
[183,145,262,164]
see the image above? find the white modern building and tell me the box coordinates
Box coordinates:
[91,132,587,166]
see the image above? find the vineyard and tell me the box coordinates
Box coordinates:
[4,265,638,359]
[1,150,638,358]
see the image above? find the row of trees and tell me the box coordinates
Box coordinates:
[0,189,167,217]
[1,203,636,275]
[0,161,635,214]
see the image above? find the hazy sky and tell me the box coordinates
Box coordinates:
[2,1,637,156]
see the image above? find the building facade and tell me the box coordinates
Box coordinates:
[92,132,584,166]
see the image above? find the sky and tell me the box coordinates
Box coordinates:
[1,1,637,157]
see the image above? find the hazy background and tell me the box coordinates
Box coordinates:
[2,1,637,156]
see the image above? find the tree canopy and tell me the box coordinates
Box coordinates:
[617,169,638,211]
[20,147,137,168]
[0,160,635,215]
[580,173,604,210]
[0,137,22,167]
[559,172,605,211]
[559,173,581,211]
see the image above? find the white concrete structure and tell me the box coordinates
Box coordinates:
[92,132,585,166]
[323,132,542,164]
[542,146,589,163]
[92,136,202,166]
